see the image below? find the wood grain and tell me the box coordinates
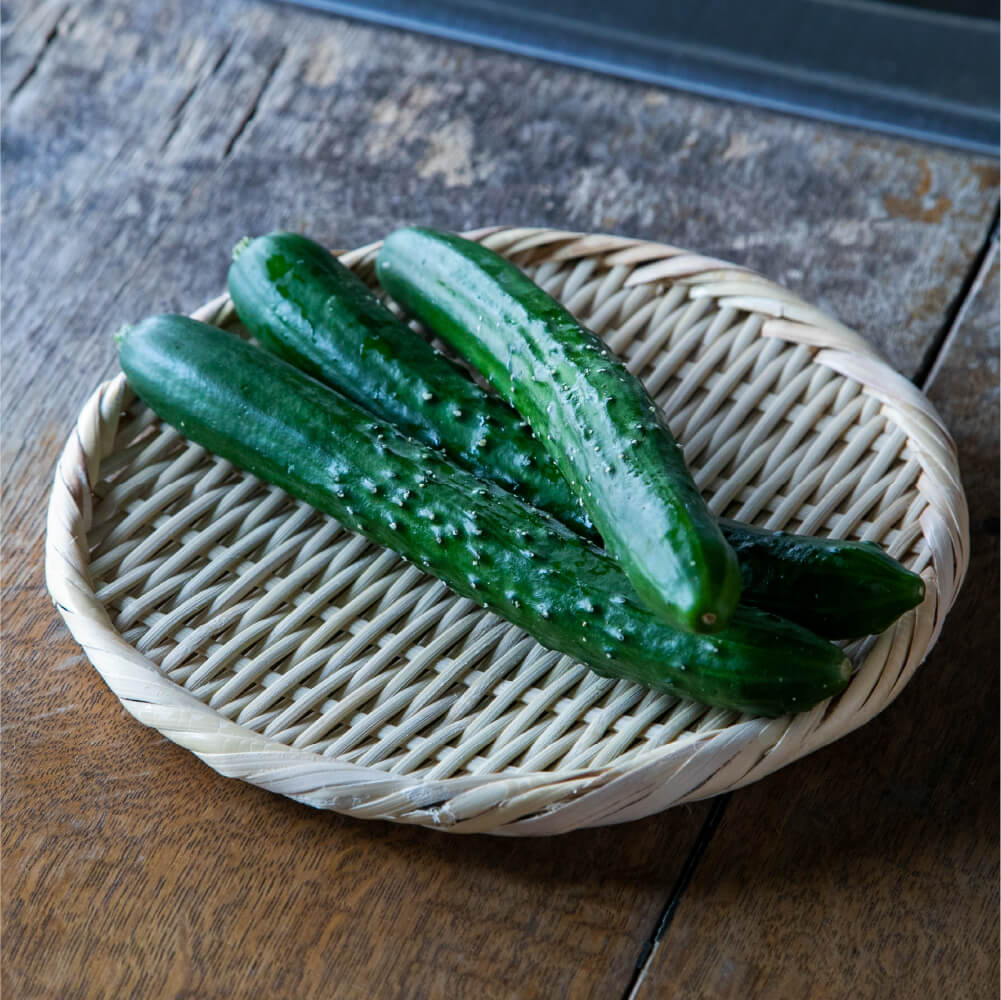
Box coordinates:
[3,613,709,999]
[632,241,1000,1000]
[2,0,997,995]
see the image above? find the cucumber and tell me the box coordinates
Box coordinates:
[727,523,925,638]
[116,315,851,718]
[377,226,741,634]
[229,232,590,533]
[230,231,925,639]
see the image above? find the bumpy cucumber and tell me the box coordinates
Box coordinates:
[727,523,925,638]
[228,232,590,533]
[230,231,925,639]
[377,226,740,634]
[116,315,851,717]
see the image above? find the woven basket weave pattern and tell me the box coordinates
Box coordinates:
[45,228,967,835]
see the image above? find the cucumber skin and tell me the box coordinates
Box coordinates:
[376,227,741,635]
[228,232,588,530]
[116,315,851,718]
[727,523,925,638]
[231,232,924,639]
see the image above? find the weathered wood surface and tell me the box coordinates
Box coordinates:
[633,241,1000,1000]
[2,0,998,996]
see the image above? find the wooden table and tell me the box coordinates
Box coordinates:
[4,1,998,996]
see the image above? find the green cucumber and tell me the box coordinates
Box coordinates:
[116,315,851,718]
[727,523,925,638]
[229,231,925,639]
[377,226,741,634]
[228,232,590,534]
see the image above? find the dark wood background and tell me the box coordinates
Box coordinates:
[3,1,998,997]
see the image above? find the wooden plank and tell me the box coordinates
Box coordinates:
[632,241,1000,1000]
[2,0,998,994]
[4,0,998,383]
[0,0,70,109]
[5,0,997,592]
[2,594,710,999]
[2,5,713,997]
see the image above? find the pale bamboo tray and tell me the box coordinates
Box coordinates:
[45,227,968,835]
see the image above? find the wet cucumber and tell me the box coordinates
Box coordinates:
[115,315,852,717]
[229,232,589,532]
[377,226,741,634]
[230,231,924,639]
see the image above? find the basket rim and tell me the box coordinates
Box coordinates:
[44,226,969,835]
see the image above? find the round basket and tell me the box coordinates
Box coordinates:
[45,227,968,835]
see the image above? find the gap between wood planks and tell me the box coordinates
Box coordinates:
[914,203,1000,386]
[158,40,234,154]
[619,201,1001,1000]
[6,3,72,104]
[221,44,287,159]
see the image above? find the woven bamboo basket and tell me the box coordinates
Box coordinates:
[45,227,968,835]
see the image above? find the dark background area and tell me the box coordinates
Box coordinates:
[283,0,1000,153]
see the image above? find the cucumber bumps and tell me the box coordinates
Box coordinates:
[228,232,591,535]
[377,227,740,633]
[230,231,924,639]
[116,315,851,717]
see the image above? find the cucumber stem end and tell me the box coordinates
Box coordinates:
[232,236,253,261]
